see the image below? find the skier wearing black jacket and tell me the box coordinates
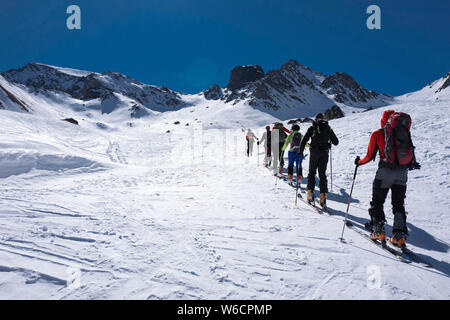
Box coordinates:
[298,113,339,207]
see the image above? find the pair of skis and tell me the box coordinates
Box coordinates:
[278,173,328,215]
[277,172,432,267]
[274,170,432,267]
[296,192,330,215]
[356,223,433,267]
[344,222,412,264]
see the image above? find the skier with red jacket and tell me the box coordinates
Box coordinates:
[355,110,420,248]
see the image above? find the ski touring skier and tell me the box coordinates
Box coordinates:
[258,126,272,167]
[271,122,288,176]
[246,129,257,157]
[281,124,306,186]
[355,110,420,248]
[299,113,339,208]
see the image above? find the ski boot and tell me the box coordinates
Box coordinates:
[370,221,386,246]
[319,193,327,209]
[306,190,315,205]
[288,174,293,186]
[390,232,407,249]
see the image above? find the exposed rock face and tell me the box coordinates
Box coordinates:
[0,84,29,112]
[203,84,223,100]
[249,60,322,111]
[227,65,264,91]
[320,72,381,105]
[437,72,450,92]
[62,118,79,125]
[129,104,150,118]
[215,59,391,119]
[324,105,344,120]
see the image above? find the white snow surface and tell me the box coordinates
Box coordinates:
[36,63,96,78]
[0,79,449,299]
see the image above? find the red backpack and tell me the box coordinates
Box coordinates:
[383,112,415,167]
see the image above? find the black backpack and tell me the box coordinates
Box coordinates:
[311,120,331,149]
[291,132,302,152]
[273,123,287,143]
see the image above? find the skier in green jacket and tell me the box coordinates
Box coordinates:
[282,124,306,186]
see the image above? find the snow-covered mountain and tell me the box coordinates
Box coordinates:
[398,72,450,102]
[1,61,395,122]
[1,63,187,118]
[201,60,392,119]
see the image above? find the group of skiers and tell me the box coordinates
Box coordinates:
[246,110,420,248]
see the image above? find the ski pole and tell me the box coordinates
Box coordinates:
[340,163,359,241]
[329,147,332,192]
[257,141,260,166]
[295,169,300,207]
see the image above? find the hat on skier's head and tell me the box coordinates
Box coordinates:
[292,124,300,131]
[381,110,395,128]
[265,125,270,130]
[273,122,283,129]
[315,113,324,120]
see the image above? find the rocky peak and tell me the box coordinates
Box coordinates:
[203,84,223,100]
[227,65,264,91]
[2,63,83,93]
[324,105,344,120]
[320,72,380,104]
[321,72,360,91]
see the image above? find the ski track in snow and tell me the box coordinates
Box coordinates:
[0,95,449,299]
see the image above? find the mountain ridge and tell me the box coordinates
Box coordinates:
[1,61,448,121]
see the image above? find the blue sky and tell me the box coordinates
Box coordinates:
[0,0,448,95]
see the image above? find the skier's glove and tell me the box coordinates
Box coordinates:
[409,162,421,170]
[354,156,361,167]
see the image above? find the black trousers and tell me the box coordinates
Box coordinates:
[279,143,285,168]
[306,149,329,193]
[369,175,407,234]
[266,143,272,157]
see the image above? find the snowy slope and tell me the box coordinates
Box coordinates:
[398,72,450,102]
[0,74,449,299]
[0,76,31,112]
